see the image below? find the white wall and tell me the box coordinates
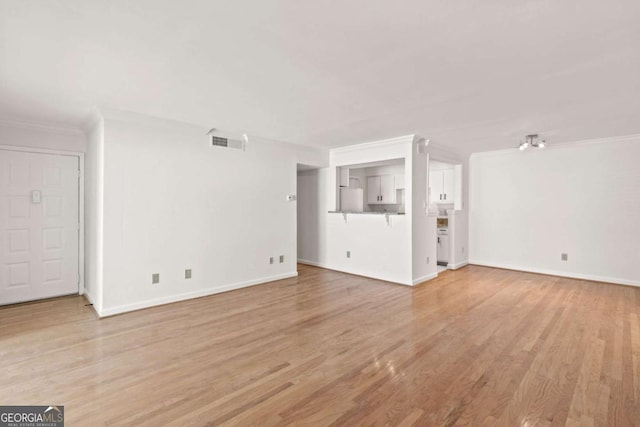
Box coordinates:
[328,137,414,284]
[325,213,411,284]
[83,113,104,311]
[469,135,640,286]
[97,111,326,316]
[0,119,86,152]
[298,136,415,285]
[448,210,468,269]
[412,141,437,284]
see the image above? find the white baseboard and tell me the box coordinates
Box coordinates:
[297,259,412,286]
[413,272,439,285]
[297,259,324,267]
[469,260,640,288]
[98,272,298,318]
[447,261,469,270]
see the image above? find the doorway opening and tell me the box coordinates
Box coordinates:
[428,158,463,270]
[296,164,324,269]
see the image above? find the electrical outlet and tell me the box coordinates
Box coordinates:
[462,246,465,253]
[279,255,285,263]
[152,273,160,284]
[427,256,430,264]
[269,257,274,264]
[346,251,351,258]
[561,253,568,261]
[185,269,192,279]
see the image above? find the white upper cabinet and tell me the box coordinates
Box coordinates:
[367,175,396,204]
[429,170,455,204]
[429,171,443,204]
[442,169,454,203]
[380,175,395,203]
[367,176,381,204]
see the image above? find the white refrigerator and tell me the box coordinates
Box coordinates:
[340,188,364,212]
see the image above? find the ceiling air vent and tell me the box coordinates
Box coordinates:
[206,128,248,151]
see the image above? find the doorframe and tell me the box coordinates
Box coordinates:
[0,144,86,296]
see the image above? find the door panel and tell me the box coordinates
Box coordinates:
[429,171,443,204]
[366,176,380,204]
[442,169,455,202]
[0,149,79,305]
[380,175,395,204]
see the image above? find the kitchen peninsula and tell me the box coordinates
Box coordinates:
[319,135,420,285]
[297,134,467,288]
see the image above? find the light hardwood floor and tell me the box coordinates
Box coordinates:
[1,264,639,426]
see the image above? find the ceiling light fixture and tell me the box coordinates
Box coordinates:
[518,134,546,151]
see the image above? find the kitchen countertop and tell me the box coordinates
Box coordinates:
[328,211,405,215]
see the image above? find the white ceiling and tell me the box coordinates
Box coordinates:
[1,1,639,153]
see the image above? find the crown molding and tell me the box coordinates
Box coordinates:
[93,107,328,154]
[470,133,640,159]
[330,134,416,154]
[0,117,84,136]
[426,140,467,163]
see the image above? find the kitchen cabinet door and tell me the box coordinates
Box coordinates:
[367,176,381,204]
[437,234,450,263]
[380,175,395,204]
[429,171,443,204]
[442,169,454,203]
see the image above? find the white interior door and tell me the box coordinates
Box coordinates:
[0,149,79,305]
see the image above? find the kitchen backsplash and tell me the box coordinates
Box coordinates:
[369,203,403,212]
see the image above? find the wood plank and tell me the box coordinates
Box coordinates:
[0,264,638,426]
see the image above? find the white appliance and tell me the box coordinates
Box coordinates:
[340,188,364,212]
[437,227,449,265]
